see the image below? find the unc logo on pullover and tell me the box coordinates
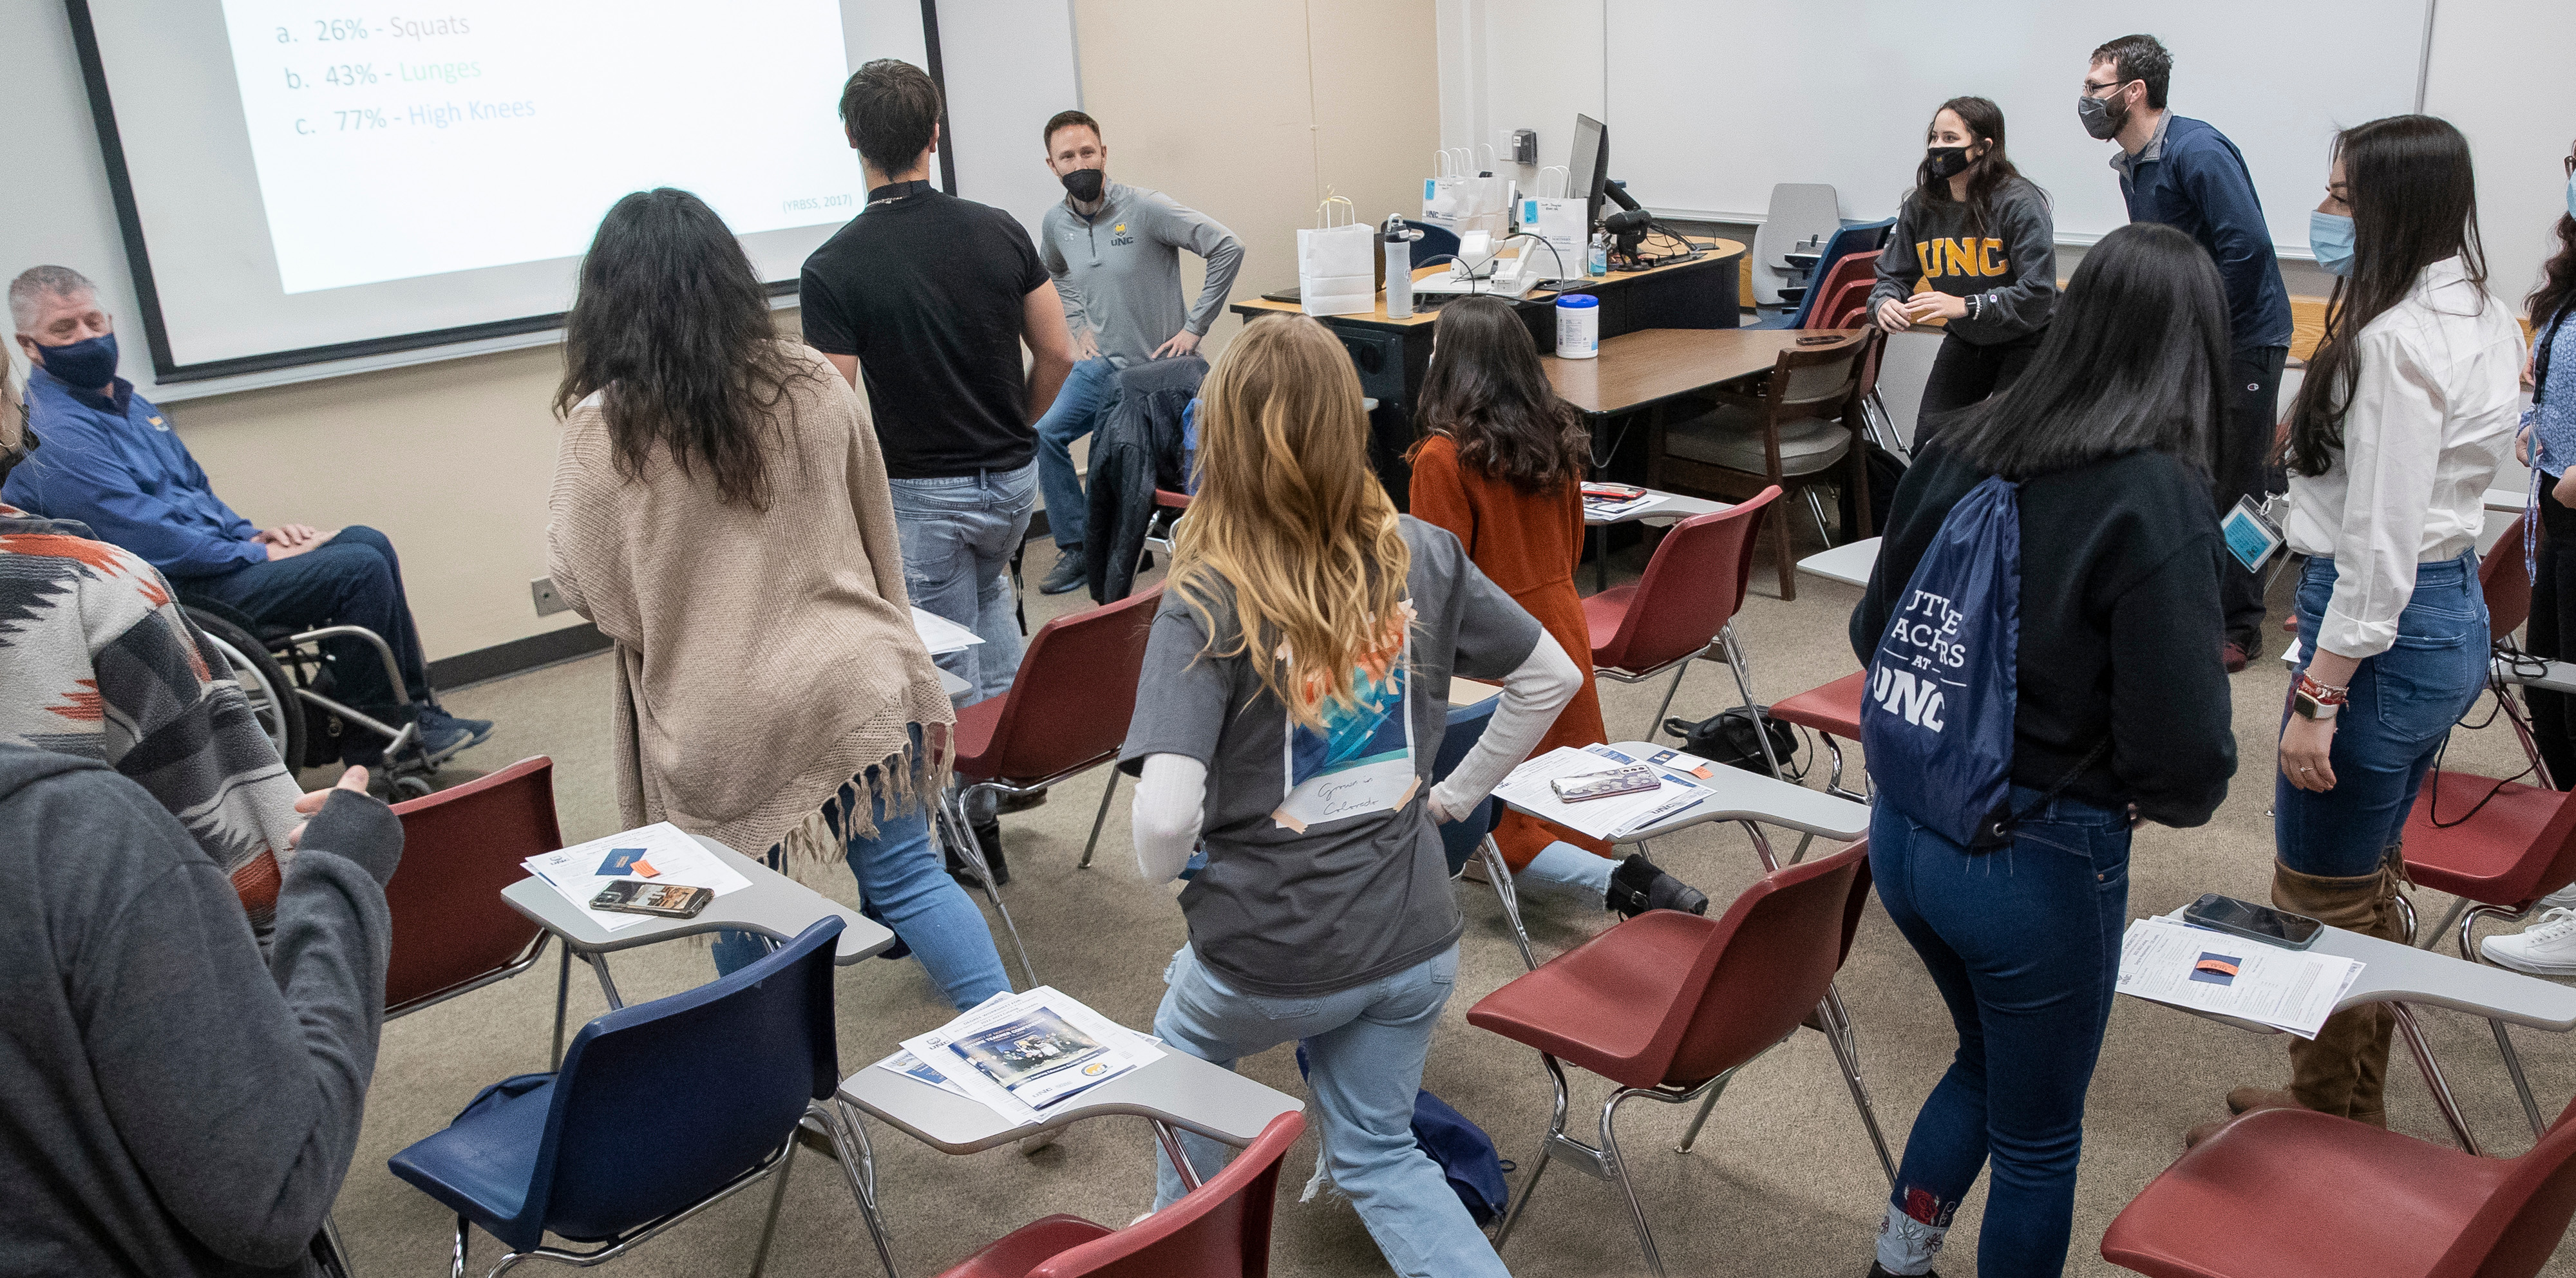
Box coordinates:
[1915,237,2010,279]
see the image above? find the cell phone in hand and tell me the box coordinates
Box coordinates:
[591,879,714,919]
[1550,764,1659,803]
[2183,892,2323,950]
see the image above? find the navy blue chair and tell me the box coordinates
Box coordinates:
[388,917,895,1278]
[1435,694,1535,969]
[1748,218,1895,330]
[1402,219,1464,270]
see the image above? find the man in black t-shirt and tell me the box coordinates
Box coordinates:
[801,59,1074,708]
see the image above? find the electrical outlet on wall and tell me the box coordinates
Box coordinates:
[530,576,569,617]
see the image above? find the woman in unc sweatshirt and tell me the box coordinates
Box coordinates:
[1868,95,2058,445]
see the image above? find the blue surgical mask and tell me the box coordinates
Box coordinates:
[34,332,118,390]
[2310,211,2356,277]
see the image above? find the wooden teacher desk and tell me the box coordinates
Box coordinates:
[1229,239,1746,504]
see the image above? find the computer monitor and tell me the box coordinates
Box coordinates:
[1568,113,1610,234]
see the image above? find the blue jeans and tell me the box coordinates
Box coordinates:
[182,526,433,744]
[1870,786,2131,1278]
[1032,357,1119,550]
[2277,552,2488,878]
[1150,943,1508,1278]
[889,463,1036,705]
[712,776,1010,1011]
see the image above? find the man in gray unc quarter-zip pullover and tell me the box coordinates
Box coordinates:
[1030,109,1243,594]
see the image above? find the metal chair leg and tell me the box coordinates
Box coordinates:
[1479,836,1538,972]
[1598,1089,1665,1278]
[1719,626,1785,779]
[747,1132,800,1278]
[944,789,1037,987]
[450,1214,470,1278]
[1739,820,1781,872]
[1803,485,1835,549]
[2423,896,2468,950]
[1081,768,1119,870]
[551,943,571,1069]
[1493,1054,1575,1252]
[1648,658,1692,742]
[820,1101,902,1278]
[580,950,623,1010]
[2389,1002,2484,1156]
[313,1214,356,1278]
[2455,903,2551,1138]
[1674,1069,1737,1153]
[1817,991,1897,1185]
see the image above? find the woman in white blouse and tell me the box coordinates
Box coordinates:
[2203,115,2523,1143]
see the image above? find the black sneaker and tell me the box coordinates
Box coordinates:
[996,787,1049,814]
[1866,1265,1937,1277]
[949,816,1010,887]
[1038,547,1089,596]
[1605,853,1709,919]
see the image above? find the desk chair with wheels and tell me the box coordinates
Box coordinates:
[1468,842,1895,1278]
[934,1111,1305,1278]
[1434,696,1536,970]
[181,592,449,798]
[1584,489,1780,759]
[943,587,1165,986]
[1748,221,1892,331]
[1747,184,1844,312]
[388,917,898,1278]
[2101,1095,2576,1278]
[1648,332,1872,601]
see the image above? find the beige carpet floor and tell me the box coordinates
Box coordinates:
[323,522,2576,1277]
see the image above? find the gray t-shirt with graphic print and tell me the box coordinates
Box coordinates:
[1119,516,1542,999]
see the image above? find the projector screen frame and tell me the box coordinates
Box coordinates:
[61,0,957,384]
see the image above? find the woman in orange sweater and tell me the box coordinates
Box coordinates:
[1408,297,1707,917]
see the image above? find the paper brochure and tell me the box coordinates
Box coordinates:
[2116,916,2365,1039]
[523,822,751,932]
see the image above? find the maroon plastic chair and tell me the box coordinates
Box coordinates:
[1770,670,1867,802]
[2400,773,2576,1137]
[943,587,1164,984]
[1467,841,1893,1277]
[1139,488,1193,573]
[1582,486,1780,749]
[934,1111,1305,1278]
[1799,250,1878,330]
[2101,1096,2576,1278]
[384,755,559,1029]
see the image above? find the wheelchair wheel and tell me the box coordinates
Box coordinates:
[185,608,308,771]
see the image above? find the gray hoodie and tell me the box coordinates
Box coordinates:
[1865,174,2057,346]
[0,746,401,1277]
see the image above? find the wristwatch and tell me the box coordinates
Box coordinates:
[1964,293,1984,322]
[2292,672,2347,721]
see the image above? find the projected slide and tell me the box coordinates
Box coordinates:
[219,1,862,294]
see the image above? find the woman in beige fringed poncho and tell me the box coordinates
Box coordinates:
[545,188,1009,1008]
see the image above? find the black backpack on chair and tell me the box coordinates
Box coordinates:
[1663,706,1802,778]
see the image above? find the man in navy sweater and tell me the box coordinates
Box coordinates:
[2083,33,2293,672]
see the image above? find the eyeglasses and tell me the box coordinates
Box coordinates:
[2081,78,2131,97]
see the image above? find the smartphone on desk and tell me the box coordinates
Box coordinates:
[592,879,714,919]
[2183,892,2323,950]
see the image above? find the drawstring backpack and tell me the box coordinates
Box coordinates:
[1860,476,2101,849]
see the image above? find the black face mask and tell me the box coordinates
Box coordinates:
[1926,146,1973,180]
[1061,167,1105,203]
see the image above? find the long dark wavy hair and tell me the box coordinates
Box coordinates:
[2286,116,2487,478]
[554,189,817,509]
[1939,222,2225,481]
[1911,97,2034,241]
[2529,138,2576,339]
[1412,296,1589,491]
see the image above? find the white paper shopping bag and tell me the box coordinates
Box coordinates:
[1518,166,1587,281]
[1299,195,1376,317]
[1426,145,1510,239]
[1422,148,1470,225]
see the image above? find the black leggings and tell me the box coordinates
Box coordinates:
[1913,328,2045,447]
[2529,487,2576,789]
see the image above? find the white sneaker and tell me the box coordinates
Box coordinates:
[2481,907,2576,976]
[2541,883,2576,911]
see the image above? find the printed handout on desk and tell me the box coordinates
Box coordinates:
[911,606,985,655]
[1492,744,1712,841]
[523,822,752,933]
[895,987,1165,1123]
[1582,493,1667,522]
[2115,916,2364,1039]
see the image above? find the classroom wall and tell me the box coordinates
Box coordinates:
[1441,0,2576,305]
[5,0,1437,668]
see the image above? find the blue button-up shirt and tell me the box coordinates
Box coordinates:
[2113,113,2295,352]
[1,369,263,579]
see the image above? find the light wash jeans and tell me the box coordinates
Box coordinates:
[1150,943,1508,1278]
[1032,356,1119,550]
[1517,840,1615,908]
[712,773,1010,1011]
[889,462,1036,705]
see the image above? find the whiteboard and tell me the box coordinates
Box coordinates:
[1602,0,2431,256]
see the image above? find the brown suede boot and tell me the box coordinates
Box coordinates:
[2338,862,2409,1129]
[2276,862,2398,1123]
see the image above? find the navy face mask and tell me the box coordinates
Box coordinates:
[36,332,118,391]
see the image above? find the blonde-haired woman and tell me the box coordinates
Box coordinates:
[1117,315,1577,1278]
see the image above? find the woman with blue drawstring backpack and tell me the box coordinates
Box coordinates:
[1846,221,2237,1278]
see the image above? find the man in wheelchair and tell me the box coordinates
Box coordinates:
[5,265,494,766]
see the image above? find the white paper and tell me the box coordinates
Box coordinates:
[1492,744,1712,841]
[2115,917,2365,1039]
[1583,493,1667,522]
[911,606,985,655]
[522,822,753,933]
[897,987,1166,1123]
